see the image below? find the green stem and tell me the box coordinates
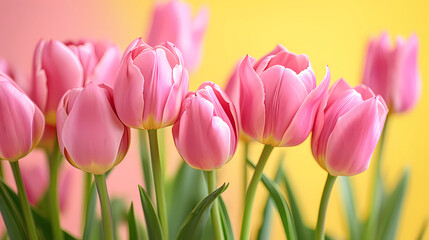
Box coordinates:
[139,130,154,200]
[47,146,63,240]
[0,161,4,179]
[94,174,113,240]
[315,174,337,240]
[206,171,224,240]
[82,173,92,226]
[240,145,274,240]
[10,161,39,240]
[148,129,168,240]
[364,115,389,239]
[243,142,249,199]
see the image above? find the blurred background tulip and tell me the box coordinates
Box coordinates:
[147,0,208,71]
[173,82,238,170]
[114,39,189,130]
[237,45,330,147]
[0,73,45,161]
[363,33,421,113]
[57,82,130,174]
[312,79,389,176]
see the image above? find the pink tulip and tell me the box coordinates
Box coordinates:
[20,152,49,205]
[0,58,12,76]
[147,0,208,71]
[114,38,189,130]
[237,45,330,147]
[0,73,45,161]
[0,58,29,94]
[172,82,238,170]
[363,33,421,113]
[57,82,130,174]
[311,79,389,176]
[31,39,121,125]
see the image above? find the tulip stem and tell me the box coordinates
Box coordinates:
[148,129,169,240]
[47,145,63,240]
[364,115,389,239]
[243,142,249,200]
[240,144,274,240]
[315,173,337,240]
[205,171,224,240]
[10,161,39,240]
[94,174,113,240]
[139,130,154,200]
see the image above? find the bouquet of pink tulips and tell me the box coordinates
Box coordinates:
[0,1,425,240]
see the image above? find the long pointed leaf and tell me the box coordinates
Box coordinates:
[177,183,229,240]
[218,196,234,240]
[0,180,27,240]
[377,168,410,240]
[417,219,428,240]
[128,202,138,240]
[339,177,361,240]
[139,185,164,240]
[247,160,297,240]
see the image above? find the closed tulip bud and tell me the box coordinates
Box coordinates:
[114,38,189,130]
[57,82,130,174]
[147,0,208,71]
[31,39,121,125]
[311,79,389,176]
[172,82,238,170]
[363,33,421,113]
[0,73,45,161]
[238,45,330,147]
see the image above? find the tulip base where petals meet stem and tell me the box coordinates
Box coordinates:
[205,170,224,240]
[148,129,169,240]
[94,174,114,240]
[10,161,39,240]
[240,144,274,240]
[315,173,337,240]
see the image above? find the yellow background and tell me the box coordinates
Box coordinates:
[0,0,428,239]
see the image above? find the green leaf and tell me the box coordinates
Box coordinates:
[257,158,283,240]
[417,219,428,240]
[218,196,234,240]
[281,165,307,240]
[166,161,207,239]
[304,227,335,240]
[128,202,138,240]
[111,198,128,239]
[0,179,77,240]
[338,177,361,240]
[139,185,164,240]
[177,183,229,240]
[0,180,27,240]
[377,168,410,240]
[247,160,297,240]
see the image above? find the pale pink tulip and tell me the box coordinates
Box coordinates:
[173,82,238,170]
[31,39,121,125]
[312,79,388,176]
[114,38,189,130]
[0,73,45,161]
[147,0,208,71]
[363,33,421,113]
[238,45,330,147]
[57,82,130,174]
[0,58,30,94]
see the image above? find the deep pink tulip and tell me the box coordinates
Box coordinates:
[173,82,238,170]
[312,79,389,176]
[57,82,130,174]
[31,39,121,125]
[0,73,45,161]
[237,45,330,147]
[147,0,208,71]
[363,33,421,113]
[114,38,189,130]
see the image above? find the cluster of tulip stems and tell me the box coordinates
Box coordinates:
[0,1,424,240]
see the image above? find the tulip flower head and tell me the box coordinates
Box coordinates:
[147,0,209,71]
[312,79,389,176]
[0,73,45,161]
[57,82,130,175]
[237,45,330,147]
[363,33,421,113]
[114,38,189,130]
[173,82,239,171]
[31,39,121,125]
